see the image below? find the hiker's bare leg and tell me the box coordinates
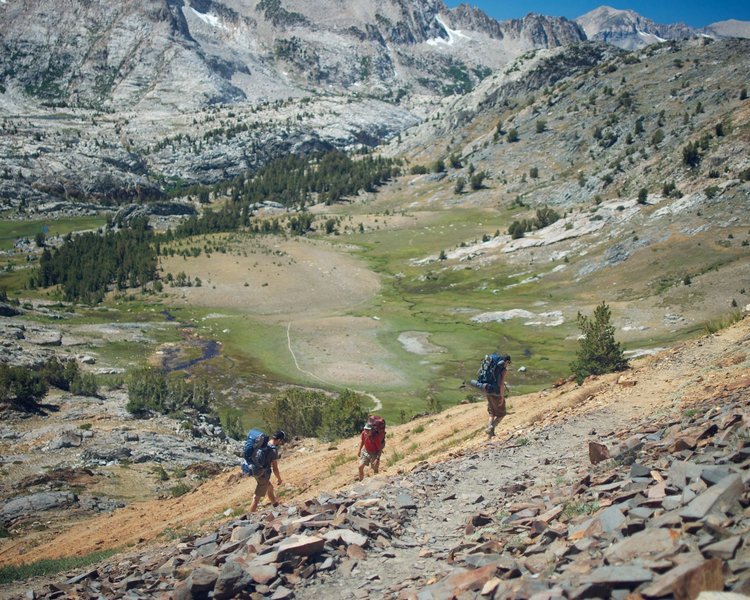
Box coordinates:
[250,495,260,512]
[358,464,365,480]
[486,394,506,437]
[267,482,279,506]
[372,458,380,475]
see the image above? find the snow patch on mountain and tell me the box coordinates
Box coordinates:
[427,14,471,46]
[190,7,224,29]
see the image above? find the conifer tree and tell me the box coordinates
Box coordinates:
[570,302,628,384]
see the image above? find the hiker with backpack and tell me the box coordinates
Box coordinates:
[469,353,511,438]
[242,429,286,512]
[357,415,386,481]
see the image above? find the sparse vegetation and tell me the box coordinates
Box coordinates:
[170,482,192,497]
[0,549,120,584]
[385,449,404,467]
[704,310,743,334]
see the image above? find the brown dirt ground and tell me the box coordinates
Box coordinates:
[2,315,748,568]
[162,236,378,318]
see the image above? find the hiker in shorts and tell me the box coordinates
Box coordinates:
[250,430,285,512]
[357,421,385,481]
[485,356,510,438]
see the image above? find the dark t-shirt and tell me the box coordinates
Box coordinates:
[252,444,279,477]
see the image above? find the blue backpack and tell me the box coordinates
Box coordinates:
[241,428,270,476]
[470,353,509,394]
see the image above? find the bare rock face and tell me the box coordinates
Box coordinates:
[576,6,696,50]
[0,0,587,210]
[0,0,584,113]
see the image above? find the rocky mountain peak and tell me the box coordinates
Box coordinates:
[576,5,695,49]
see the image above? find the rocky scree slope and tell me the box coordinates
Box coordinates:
[0,0,584,111]
[0,314,238,542]
[0,0,583,210]
[386,37,750,211]
[2,317,749,599]
[0,1,748,212]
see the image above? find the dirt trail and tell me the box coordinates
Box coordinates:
[2,317,748,568]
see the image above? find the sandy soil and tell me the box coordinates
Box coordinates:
[162,236,378,319]
[160,235,405,387]
[2,316,747,569]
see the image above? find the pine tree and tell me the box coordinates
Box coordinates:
[570,302,628,384]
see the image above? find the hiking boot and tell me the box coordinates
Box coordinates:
[485,425,495,437]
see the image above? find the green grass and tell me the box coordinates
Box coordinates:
[562,500,600,519]
[328,453,356,475]
[0,216,107,251]
[148,215,591,425]
[0,548,120,584]
[170,482,191,497]
[385,449,405,467]
[704,310,744,334]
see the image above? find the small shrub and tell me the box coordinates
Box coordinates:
[0,364,48,408]
[682,142,700,167]
[426,395,442,413]
[385,450,404,467]
[470,171,486,190]
[170,482,191,497]
[704,310,743,334]
[562,500,600,519]
[71,372,99,397]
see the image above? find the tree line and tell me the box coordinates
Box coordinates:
[174,150,401,238]
[30,150,400,303]
[30,217,158,304]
